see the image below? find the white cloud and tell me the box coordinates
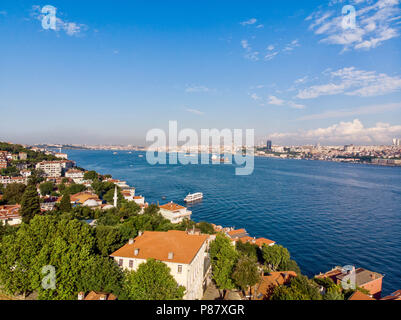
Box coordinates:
[241,39,260,61]
[264,51,279,61]
[185,85,211,93]
[251,93,305,109]
[186,108,204,115]
[283,39,300,52]
[269,119,401,144]
[298,102,401,120]
[308,0,401,51]
[268,95,285,105]
[267,45,275,51]
[240,18,258,26]
[296,67,401,99]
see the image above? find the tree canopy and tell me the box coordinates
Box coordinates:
[123,259,185,300]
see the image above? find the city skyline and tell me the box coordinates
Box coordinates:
[1,0,401,145]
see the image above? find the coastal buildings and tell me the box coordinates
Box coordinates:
[110,230,211,300]
[159,202,192,223]
[254,271,297,300]
[0,205,22,225]
[36,160,75,177]
[69,192,102,208]
[0,159,7,169]
[65,169,85,183]
[316,266,384,299]
[0,176,27,186]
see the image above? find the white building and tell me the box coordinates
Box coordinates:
[54,153,68,159]
[121,188,136,201]
[65,169,85,183]
[0,176,27,186]
[0,205,22,226]
[110,230,211,300]
[159,202,192,224]
[36,160,74,177]
[20,169,32,178]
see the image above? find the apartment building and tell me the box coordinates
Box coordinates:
[110,230,210,300]
[159,202,192,223]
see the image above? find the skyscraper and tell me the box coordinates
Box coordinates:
[266,140,272,151]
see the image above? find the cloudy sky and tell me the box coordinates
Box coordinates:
[0,0,400,145]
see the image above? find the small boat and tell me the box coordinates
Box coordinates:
[184,192,203,203]
[161,196,167,200]
[113,152,118,155]
[138,155,144,158]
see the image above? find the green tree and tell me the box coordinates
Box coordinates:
[79,255,124,297]
[83,170,98,181]
[324,287,344,300]
[262,245,290,271]
[235,241,259,261]
[196,221,216,234]
[144,203,160,215]
[231,255,260,298]
[39,181,55,196]
[95,225,123,256]
[209,233,238,298]
[67,183,86,195]
[123,259,185,300]
[20,184,41,223]
[103,187,123,206]
[3,183,26,204]
[279,259,301,275]
[59,192,72,213]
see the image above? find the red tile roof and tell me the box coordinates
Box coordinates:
[110,230,209,264]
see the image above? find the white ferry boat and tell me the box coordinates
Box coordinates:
[184,192,203,203]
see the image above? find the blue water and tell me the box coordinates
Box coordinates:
[65,149,401,296]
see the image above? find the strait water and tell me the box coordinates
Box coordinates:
[65,149,401,296]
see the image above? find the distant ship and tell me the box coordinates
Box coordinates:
[211,154,219,162]
[138,155,144,158]
[184,192,203,203]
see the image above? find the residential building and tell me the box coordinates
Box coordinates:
[316,266,384,299]
[238,236,275,247]
[54,153,68,159]
[254,271,297,300]
[18,152,27,160]
[121,189,136,201]
[0,159,7,169]
[348,291,376,300]
[36,160,74,177]
[0,176,27,186]
[0,205,22,225]
[159,202,192,223]
[226,228,249,240]
[69,192,102,208]
[65,169,85,183]
[110,230,211,300]
[20,169,32,178]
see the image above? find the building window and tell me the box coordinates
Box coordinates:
[178,265,182,274]
[118,259,123,266]
[129,260,134,268]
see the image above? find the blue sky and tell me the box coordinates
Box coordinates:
[1,0,401,145]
